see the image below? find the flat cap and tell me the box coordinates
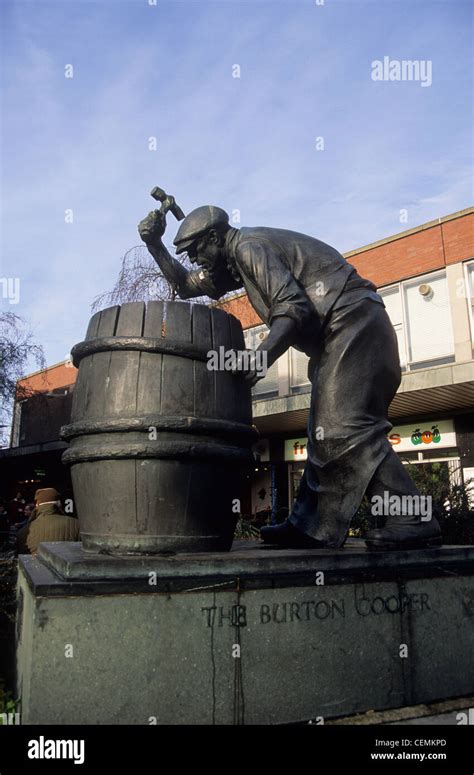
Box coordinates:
[173,205,229,254]
[35,488,61,505]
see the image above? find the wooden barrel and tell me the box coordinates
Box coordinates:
[61,301,257,554]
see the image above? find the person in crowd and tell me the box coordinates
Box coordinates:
[23,503,35,522]
[11,501,33,531]
[17,488,80,555]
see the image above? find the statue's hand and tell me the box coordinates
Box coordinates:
[243,370,264,388]
[230,349,266,388]
[138,210,167,245]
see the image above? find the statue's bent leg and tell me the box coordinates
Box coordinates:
[364,449,442,549]
[286,300,398,546]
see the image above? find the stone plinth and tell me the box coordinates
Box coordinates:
[16,540,474,725]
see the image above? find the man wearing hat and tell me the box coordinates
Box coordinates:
[138,205,441,551]
[17,488,80,555]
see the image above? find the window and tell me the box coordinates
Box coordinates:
[403,274,454,365]
[465,261,474,343]
[244,325,279,397]
[244,326,312,397]
[379,286,407,369]
[379,271,455,371]
[10,400,23,448]
[290,347,311,392]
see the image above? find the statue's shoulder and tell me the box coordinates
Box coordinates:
[239,225,330,243]
[237,226,307,250]
[239,226,299,241]
[237,226,340,256]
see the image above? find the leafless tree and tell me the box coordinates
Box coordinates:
[91,244,209,312]
[0,313,46,447]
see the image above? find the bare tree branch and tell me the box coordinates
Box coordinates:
[91,245,210,312]
[0,313,46,446]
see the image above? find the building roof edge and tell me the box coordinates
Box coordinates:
[344,206,474,259]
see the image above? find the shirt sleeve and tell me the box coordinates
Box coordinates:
[235,239,314,328]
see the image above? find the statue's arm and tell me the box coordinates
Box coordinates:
[146,241,204,300]
[138,210,206,299]
[237,239,318,333]
[259,316,298,368]
[235,240,320,385]
[242,316,299,387]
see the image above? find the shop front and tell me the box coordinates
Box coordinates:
[283,418,468,510]
[284,438,308,508]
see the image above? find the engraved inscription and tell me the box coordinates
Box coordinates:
[200,591,431,628]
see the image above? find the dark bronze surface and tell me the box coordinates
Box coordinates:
[62,300,255,555]
[138,205,442,550]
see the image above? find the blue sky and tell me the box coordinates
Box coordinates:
[1,0,472,368]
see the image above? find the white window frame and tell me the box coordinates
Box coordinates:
[378,281,409,370]
[289,347,311,393]
[463,259,474,345]
[245,324,280,399]
[379,269,455,371]
[245,326,312,399]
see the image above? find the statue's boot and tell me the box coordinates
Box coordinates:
[260,520,323,549]
[365,515,442,551]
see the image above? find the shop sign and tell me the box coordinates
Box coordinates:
[388,419,455,453]
[284,438,308,461]
[284,420,455,461]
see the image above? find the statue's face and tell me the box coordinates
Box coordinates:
[187,229,226,282]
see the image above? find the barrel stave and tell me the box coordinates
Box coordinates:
[106,303,145,417]
[191,304,215,419]
[137,301,164,415]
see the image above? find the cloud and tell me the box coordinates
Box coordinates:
[1,0,472,367]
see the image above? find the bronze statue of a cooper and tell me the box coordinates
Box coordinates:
[138,193,442,551]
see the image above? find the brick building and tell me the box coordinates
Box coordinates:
[0,363,76,505]
[1,207,473,518]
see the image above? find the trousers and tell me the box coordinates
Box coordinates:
[288,298,420,547]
